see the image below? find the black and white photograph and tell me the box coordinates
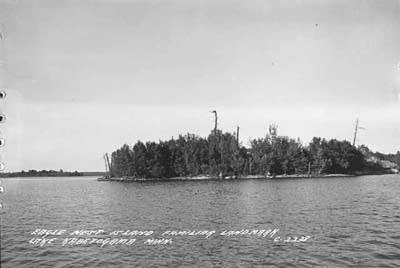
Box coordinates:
[0,0,400,267]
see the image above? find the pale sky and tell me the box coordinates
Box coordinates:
[1,0,400,172]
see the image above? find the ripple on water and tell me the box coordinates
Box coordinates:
[1,175,400,267]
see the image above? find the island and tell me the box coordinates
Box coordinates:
[100,124,400,181]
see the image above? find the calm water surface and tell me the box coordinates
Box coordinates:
[1,175,400,267]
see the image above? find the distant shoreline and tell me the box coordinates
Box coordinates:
[0,175,103,179]
[0,171,104,178]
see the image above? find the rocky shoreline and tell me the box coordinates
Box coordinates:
[97,173,359,182]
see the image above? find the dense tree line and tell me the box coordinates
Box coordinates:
[110,125,385,179]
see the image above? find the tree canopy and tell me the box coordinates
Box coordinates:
[110,125,389,179]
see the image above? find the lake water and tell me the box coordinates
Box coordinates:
[1,175,399,267]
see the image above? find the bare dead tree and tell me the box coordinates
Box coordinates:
[210,110,218,133]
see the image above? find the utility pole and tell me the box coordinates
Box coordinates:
[103,154,109,178]
[352,118,358,146]
[352,118,365,146]
[236,126,240,148]
[105,153,112,177]
[210,110,218,134]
